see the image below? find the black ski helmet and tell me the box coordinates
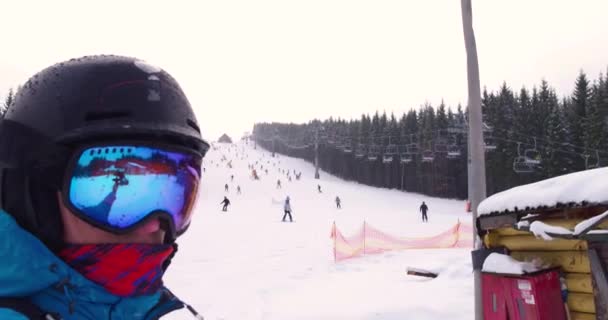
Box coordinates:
[0,55,209,250]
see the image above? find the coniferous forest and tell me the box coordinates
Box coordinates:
[252,70,608,199]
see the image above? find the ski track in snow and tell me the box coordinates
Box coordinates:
[163,142,473,320]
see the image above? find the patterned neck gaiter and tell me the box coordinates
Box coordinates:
[59,243,175,297]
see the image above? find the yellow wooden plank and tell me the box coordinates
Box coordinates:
[510,251,591,273]
[484,232,500,248]
[494,227,529,236]
[571,311,596,320]
[567,292,596,314]
[495,235,587,251]
[565,273,594,294]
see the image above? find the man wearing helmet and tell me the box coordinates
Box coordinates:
[0,56,208,319]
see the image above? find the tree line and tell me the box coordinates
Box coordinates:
[253,69,608,199]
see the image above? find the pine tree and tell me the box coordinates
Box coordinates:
[543,92,571,177]
[568,72,591,162]
[584,80,607,165]
[2,88,15,118]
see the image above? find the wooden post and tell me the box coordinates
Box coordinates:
[363,221,367,255]
[331,221,337,263]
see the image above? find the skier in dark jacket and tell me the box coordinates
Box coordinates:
[420,201,429,222]
[335,196,342,209]
[0,56,207,319]
[221,196,231,212]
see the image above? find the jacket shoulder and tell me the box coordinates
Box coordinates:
[0,308,31,320]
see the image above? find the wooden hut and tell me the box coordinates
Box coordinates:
[477,167,608,320]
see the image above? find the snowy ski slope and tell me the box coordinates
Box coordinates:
[164,141,474,320]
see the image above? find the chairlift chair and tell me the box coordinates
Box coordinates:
[367,145,379,161]
[583,151,600,169]
[398,145,412,164]
[484,136,497,151]
[343,142,353,154]
[513,156,535,173]
[407,143,420,155]
[355,144,365,159]
[524,150,541,165]
[421,150,435,163]
[400,154,413,163]
[523,138,542,165]
[382,144,398,164]
[447,145,462,159]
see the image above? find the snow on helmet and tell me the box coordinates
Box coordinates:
[0,55,209,249]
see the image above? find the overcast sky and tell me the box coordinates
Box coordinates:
[1,1,607,140]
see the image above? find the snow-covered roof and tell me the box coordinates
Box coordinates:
[479,167,608,216]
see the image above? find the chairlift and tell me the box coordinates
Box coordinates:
[447,126,466,134]
[367,145,379,161]
[355,143,366,159]
[513,142,537,174]
[407,143,420,155]
[583,150,600,169]
[398,145,412,164]
[447,145,462,159]
[484,136,497,151]
[382,144,398,164]
[523,138,541,165]
[343,142,353,154]
[400,154,412,163]
[513,156,535,173]
[421,150,435,162]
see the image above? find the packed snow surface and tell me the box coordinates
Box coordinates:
[478,167,608,216]
[164,142,473,320]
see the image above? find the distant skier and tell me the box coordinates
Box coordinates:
[224,183,229,192]
[335,196,341,209]
[231,174,234,182]
[237,185,242,194]
[282,196,293,222]
[221,196,231,212]
[317,184,322,193]
[277,179,282,189]
[420,201,429,222]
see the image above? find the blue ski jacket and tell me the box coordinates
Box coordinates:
[0,210,189,319]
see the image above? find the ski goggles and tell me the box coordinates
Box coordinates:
[62,143,202,239]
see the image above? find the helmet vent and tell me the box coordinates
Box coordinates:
[85,111,131,122]
[186,119,200,133]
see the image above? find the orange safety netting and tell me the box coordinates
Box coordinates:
[330,221,474,262]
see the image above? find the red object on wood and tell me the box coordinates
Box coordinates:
[482,268,566,320]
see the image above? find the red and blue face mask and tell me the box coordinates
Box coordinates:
[59,143,202,296]
[62,143,203,241]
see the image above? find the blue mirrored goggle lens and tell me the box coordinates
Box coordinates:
[68,145,201,233]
